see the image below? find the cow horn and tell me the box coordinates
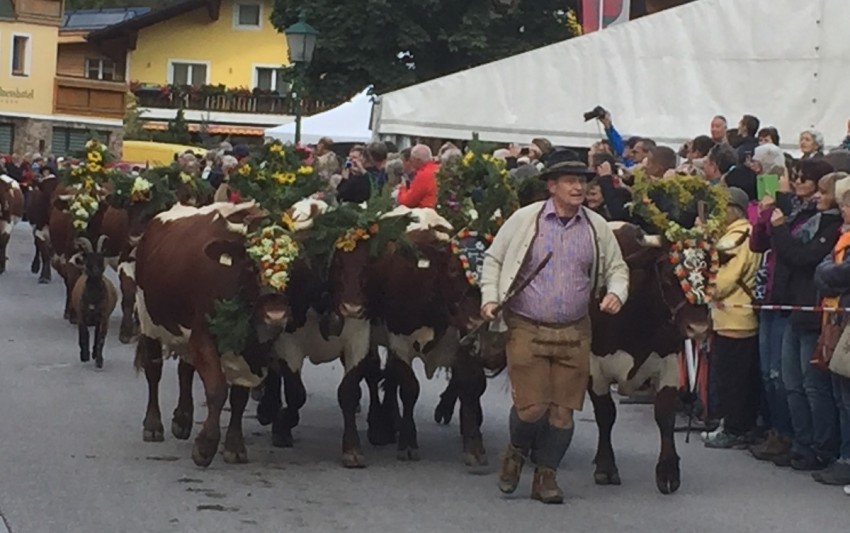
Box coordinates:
[96,235,108,253]
[75,237,94,253]
[639,234,664,248]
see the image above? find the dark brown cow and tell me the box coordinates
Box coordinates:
[365,229,489,466]
[588,222,710,494]
[134,201,288,466]
[0,177,24,274]
[26,175,59,282]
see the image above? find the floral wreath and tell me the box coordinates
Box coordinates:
[449,228,494,286]
[247,224,301,292]
[436,146,517,236]
[336,224,379,252]
[69,191,100,231]
[669,239,720,305]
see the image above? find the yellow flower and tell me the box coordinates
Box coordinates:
[482,153,492,162]
[462,151,475,167]
[335,235,357,252]
[280,211,294,231]
[269,144,283,154]
[87,150,102,163]
[238,164,252,176]
[180,172,193,184]
[297,165,314,175]
[276,172,296,185]
[83,177,95,192]
[86,162,101,174]
[256,170,267,181]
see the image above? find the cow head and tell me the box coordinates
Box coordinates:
[330,240,370,319]
[639,233,712,341]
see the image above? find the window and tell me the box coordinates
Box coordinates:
[254,67,287,92]
[169,62,208,86]
[234,3,261,29]
[52,128,110,157]
[11,34,30,77]
[85,58,116,81]
[0,124,14,155]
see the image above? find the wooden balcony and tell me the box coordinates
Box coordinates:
[132,86,331,116]
[54,76,127,119]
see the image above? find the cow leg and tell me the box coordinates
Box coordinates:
[222,385,250,464]
[37,238,51,283]
[171,359,195,440]
[271,363,306,448]
[456,356,488,467]
[391,357,420,461]
[78,323,91,363]
[655,385,681,494]
[138,336,164,442]
[589,388,621,485]
[93,320,107,369]
[118,270,138,344]
[190,331,228,467]
[30,235,40,274]
[435,373,459,425]
[256,365,282,427]
[339,361,367,468]
[363,350,396,446]
[0,232,9,274]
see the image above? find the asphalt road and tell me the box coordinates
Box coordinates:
[0,223,847,533]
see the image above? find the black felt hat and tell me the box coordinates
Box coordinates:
[538,148,596,180]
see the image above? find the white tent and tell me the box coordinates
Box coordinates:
[265,88,374,144]
[374,0,850,152]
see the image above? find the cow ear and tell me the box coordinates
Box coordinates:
[204,239,246,267]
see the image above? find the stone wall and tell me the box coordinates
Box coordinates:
[0,116,123,157]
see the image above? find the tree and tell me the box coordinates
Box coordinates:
[271,0,577,104]
[123,92,148,141]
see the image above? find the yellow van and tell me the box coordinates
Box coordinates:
[121,140,207,167]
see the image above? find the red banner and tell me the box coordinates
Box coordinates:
[581,0,631,33]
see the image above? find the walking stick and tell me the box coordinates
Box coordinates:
[459,251,553,347]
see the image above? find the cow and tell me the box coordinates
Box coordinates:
[0,175,24,275]
[365,224,490,466]
[134,201,290,467]
[588,222,711,494]
[27,174,61,283]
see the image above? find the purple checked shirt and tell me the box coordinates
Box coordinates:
[509,201,595,324]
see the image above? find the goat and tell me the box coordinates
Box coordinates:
[71,235,118,368]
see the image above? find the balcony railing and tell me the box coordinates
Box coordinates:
[54,76,127,119]
[132,84,332,116]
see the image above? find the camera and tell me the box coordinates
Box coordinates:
[583,105,607,122]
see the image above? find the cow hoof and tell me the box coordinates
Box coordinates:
[434,400,454,425]
[463,451,488,468]
[256,400,281,427]
[38,277,50,284]
[143,428,164,442]
[192,434,219,467]
[222,447,248,464]
[171,415,193,441]
[655,458,681,495]
[95,356,103,369]
[594,470,622,486]
[69,314,78,326]
[272,431,294,448]
[397,447,420,461]
[80,351,90,363]
[31,259,39,274]
[342,450,366,468]
[118,333,133,345]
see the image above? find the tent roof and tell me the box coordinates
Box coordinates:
[264,88,374,145]
[375,0,850,152]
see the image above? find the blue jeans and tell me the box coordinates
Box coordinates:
[833,374,850,461]
[759,311,792,436]
[781,323,839,460]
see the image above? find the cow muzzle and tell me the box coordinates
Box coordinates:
[338,303,365,319]
[685,322,710,341]
[263,309,288,326]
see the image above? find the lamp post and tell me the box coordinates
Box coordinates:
[285,14,319,145]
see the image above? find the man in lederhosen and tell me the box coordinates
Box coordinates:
[481,149,629,504]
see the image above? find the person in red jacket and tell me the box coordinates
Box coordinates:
[396,144,438,208]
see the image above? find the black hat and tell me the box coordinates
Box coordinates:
[538,148,596,181]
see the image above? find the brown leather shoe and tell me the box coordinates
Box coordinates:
[531,467,564,504]
[498,445,525,494]
[750,431,791,461]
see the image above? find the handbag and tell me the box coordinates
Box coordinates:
[829,323,850,378]
[811,311,847,371]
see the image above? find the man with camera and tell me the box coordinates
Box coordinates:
[585,106,636,168]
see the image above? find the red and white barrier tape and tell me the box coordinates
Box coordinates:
[711,302,850,313]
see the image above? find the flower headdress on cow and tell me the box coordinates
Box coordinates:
[228,140,323,217]
[629,174,729,304]
[436,145,519,286]
[108,168,178,221]
[58,138,121,232]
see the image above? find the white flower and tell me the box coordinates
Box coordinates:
[131,177,152,194]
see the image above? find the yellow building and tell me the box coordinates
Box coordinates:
[86,0,314,143]
[0,0,123,156]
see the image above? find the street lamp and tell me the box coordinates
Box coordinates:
[285,14,319,145]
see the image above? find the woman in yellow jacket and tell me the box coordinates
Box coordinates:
[705,187,764,449]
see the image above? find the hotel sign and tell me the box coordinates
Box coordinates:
[0,87,34,99]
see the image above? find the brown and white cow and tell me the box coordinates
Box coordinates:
[134,201,289,467]
[366,221,490,467]
[588,222,711,494]
[0,175,24,275]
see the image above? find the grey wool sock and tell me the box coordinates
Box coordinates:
[509,407,542,456]
[535,424,575,470]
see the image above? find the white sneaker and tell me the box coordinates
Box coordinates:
[701,419,724,442]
